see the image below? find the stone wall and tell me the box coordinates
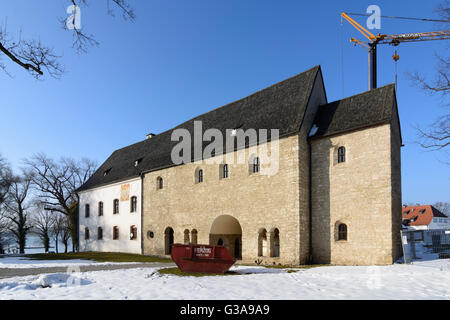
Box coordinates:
[142,135,305,265]
[311,123,401,265]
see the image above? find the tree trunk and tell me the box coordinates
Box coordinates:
[54,235,59,253]
[19,235,26,254]
[44,234,50,253]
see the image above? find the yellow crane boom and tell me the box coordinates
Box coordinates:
[341,12,450,89]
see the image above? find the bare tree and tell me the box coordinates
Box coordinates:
[0,0,135,78]
[59,216,72,253]
[24,153,97,252]
[52,213,70,254]
[2,173,34,253]
[0,154,12,206]
[32,209,55,253]
[408,1,449,153]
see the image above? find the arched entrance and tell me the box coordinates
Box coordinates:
[209,215,242,260]
[164,227,174,254]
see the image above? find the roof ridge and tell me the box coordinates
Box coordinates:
[111,66,321,153]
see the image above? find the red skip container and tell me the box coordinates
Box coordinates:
[171,243,236,274]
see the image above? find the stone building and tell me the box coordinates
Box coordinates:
[77,65,403,265]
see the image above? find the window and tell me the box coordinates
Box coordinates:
[258,228,268,257]
[223,164,229,179]
[85,227,90,240]
[85,204,90,218]
[98,227,103,240]
[103,168,111,176]
[113,199,119,214]
[338,147,346,163]
[184,229,190,244]
[191,229,198,244]
[338,224,347,241]
[130,196,137,213]
[134,158,143,167]
[98,202,103,216]
[130,225,137,240]
[271,228,280,257]
[253,157,260,173]
[113,226,119,240]
[195,168,204,184]
[157,177,163,190]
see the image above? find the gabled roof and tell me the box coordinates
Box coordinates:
[311,84,398,139]
[402,205,448,227]
[78,66,322,192]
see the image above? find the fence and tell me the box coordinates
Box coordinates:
[401,229,450,264]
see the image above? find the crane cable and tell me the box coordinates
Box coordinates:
[346,12,450,23]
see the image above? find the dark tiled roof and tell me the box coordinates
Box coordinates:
[311,84,396,138]
[78,66,322,192]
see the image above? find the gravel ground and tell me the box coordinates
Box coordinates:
[0,262,175,279]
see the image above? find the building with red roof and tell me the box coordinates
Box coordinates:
[402,205,450,230]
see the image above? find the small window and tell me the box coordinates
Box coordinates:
[338,224,347,241]
[184,229,190,244]
[85,204,90,218]
[253,157,260,173]
[419,209,426,214]
[130,225,137,240]
[157,177,163,190]
[130,196,137,213]
[98,227,103,240]
[223,164,229,179]
[98,202,103,216]
[338,147,346,163]
[191,229,198,244]
[103,168,111,176]
[113,199,119,214]
[134,158,143,167]
[85,227,90,240]
[113,226,119,240]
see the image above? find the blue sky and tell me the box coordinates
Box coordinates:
[0,0,448,204]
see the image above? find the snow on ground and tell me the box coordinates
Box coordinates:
[0,256,139,269]
[0,260,449,300]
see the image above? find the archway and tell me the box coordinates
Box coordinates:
[164,227,174,254]
[209,215,242,260]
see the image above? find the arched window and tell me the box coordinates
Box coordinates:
[253,157,260,173]
[258,228,268,257]
[191,229,198,244]
[85,227,90,240]
[157,177,163,190]
[130,225,137,240]
[113,199,119,214]
[271,228,280,257]
[338,146,346,163]
[217,238,224,246]
[195,168,204,183]
[338,224,347,241]
[184,229,190,244]
[113,226,119,240]
[97,227,103,240]
[85,204,90,218]
[130,196,137,213]
[165,227,174,254]
[98,202,103,216]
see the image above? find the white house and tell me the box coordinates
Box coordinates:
[78,177,142,254]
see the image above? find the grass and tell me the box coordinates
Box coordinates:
[158,267,239,277]
[23,252,171,263]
